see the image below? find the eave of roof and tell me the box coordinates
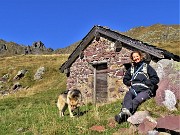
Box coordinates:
[60,25,180,73]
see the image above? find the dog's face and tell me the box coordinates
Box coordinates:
[69,98,79,111]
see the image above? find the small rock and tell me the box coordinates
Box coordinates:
[147,130,159,135]
[34,67,45,80]
[127,111,150,124]
[138,116,157,134]
[107,118,116,128]
[89,125,105,132]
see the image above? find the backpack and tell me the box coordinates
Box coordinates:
[130,63,149,79]
[130,63,158,97]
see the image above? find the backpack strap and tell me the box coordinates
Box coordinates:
[131,63,149,79]
[142,63,149,79]
[131,63,144,81]
[130,65,134,76]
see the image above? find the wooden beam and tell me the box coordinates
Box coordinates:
[97,27,164,58]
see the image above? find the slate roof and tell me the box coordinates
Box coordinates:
[60,25,180,73]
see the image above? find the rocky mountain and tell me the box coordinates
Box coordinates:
[0,40,54,57]
[0,24,179,56]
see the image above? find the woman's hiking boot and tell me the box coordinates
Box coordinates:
[114,108,132,124]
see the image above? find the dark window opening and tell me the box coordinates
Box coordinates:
[95,63,107,70]
[115,41,122,52]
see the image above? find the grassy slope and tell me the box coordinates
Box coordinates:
[0,55,179,135]
[123,24,180,56]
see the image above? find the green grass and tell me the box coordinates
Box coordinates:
[0,55,179,135]
[0,85,128,135]
[0,88,178,135]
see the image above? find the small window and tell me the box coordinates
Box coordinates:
[96,63,107,70]
[115,41,122,52]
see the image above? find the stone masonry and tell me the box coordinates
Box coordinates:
[66,36,134,103]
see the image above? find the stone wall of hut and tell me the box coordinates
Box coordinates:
[67,36,135,103]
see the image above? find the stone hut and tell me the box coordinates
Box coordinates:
[60,25,179,104]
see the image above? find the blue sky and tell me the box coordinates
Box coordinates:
[0,0,179,50]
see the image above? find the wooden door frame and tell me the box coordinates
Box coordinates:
[93,68,97,105]
[89,60,108,105]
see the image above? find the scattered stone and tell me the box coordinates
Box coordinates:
[13,69,28,80]
[107,118,116,128]
[0,44,7,52]
[138,116,157,134]
[0,90,9,96]
[127,111,150,125]
[17,127,24,132]
[89,125,105,132]
[17,127,28,132]
[12,82,22,91]
[0,85,3,89]
[147,130,159,135]
[34,67,45,80]
[1,73,9,82]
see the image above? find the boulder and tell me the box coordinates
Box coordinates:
[13,69,28,80]
[127,111,150,125]
[138,116,157,134]
[34,67,45,80]
[12,82,22,91]
[156,115,180,131]
[152,59,180,109]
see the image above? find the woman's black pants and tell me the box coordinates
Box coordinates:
[122,90,151,114]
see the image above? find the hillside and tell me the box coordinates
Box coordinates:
[0,55,179,134]
[0,24,179,56]
[54,41,81,54]
[122,24,180,56]
[0,39,26,57]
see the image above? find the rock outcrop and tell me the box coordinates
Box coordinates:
[150,59,180,110]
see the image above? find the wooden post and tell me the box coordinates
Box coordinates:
[93,67,97,105]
